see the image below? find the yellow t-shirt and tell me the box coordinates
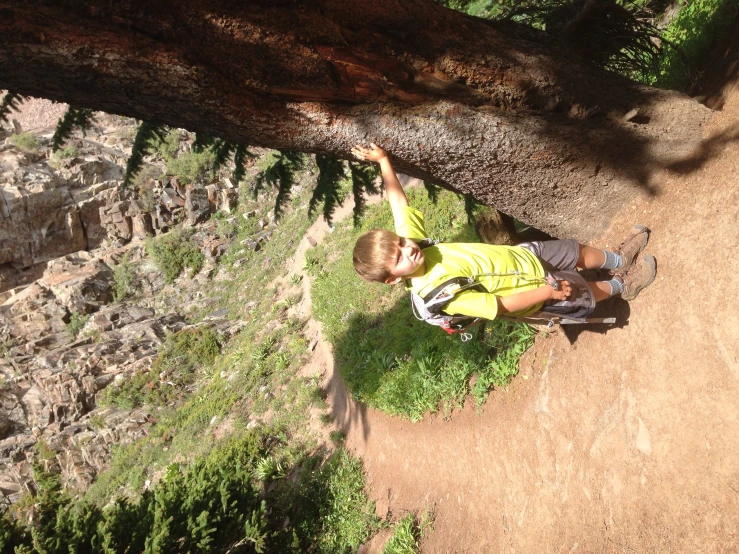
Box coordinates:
[395,206,546,319]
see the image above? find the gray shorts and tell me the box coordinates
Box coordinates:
[518,239,595,318]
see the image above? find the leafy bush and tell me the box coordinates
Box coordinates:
[648,0,738,90]
[102,327,220,409]
[311,188,535,420]
[66,312,90,339]
[52,145,82,159]
[145,228,205,283]
[166,149,217,183]
[1,435,379,553]
[112,251,138,301]
[9,132,39,152]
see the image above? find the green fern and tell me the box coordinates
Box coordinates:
[192,133,216,153]
[350,162,380,226]
[210,139,235,173]
[0,92,25,124]
[310,154,345,225]
[254,151,305,219]
[232,144,252,185]
[51,107,95,152]
[423,181,440,204]
[123,121,168,188]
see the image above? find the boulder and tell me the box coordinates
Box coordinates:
[185,185,209,226]
[99,201,132,242]
[131,213,155,239]
[40,253,114,314]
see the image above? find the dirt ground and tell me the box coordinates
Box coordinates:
[315,43,739,554]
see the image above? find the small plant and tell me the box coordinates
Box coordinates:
[33,440,56,461]
[52,145,82,159]
[0,338,13,359]
[145,228,205,283]
[66,312,90,339]
[288,274,303,286]
[255,456,286,482]
[329,430,345,446]
[381,509,434,554]
[9,132,40,152]
[112,251,138,301]
[88,414,106,430]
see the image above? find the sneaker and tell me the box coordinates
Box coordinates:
[611,224,650,275]
[619,254,656,301]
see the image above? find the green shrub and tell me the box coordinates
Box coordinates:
[52,145,82,159]
[112,251,138,301]
[311,189,535,420]
[648,0,738,90]
[4,434,379,554]
[382,514,420,554]
[166,149,216,183]
[9,132,40,152]
[66,311,90,339]
[145,228,205,283]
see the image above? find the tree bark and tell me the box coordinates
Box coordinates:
[0,0,712,239]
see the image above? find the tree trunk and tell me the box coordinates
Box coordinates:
[0,0,712,239]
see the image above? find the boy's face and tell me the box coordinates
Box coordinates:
[384,237,425,284]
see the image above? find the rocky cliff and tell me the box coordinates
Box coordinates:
[0,111,249,503]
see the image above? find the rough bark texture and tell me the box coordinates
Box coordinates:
[0,0,713,239]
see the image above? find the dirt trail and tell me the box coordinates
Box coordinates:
[296,69,739,554]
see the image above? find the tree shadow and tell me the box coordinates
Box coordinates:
[665,126,739,174]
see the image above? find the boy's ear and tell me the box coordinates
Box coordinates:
[384,276,402,285]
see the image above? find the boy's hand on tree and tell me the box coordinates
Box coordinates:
[351,143,388,163]
[548,280,572,301]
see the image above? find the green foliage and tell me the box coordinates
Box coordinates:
[310,154,346,225]
[145,228,205,283]
[269,448,380,553]
[5,432,379,554]
[112,251,138,301]
[102,327,220,409]
[0,507,30,552]
[648,0,738,90]
[0,91,25,124]
[382,509,434,554]
[165,149,217,184]
[191,133,254,186]
[9,132,40,152]
[254,150,308,219]
[311,189,535,420]
[382,514,420,554]
[66,311,90,339]
[52,145,83,159]
[156,128,182,160]
[350,162,381,226]
[124,121,167,188]
[51,106,95,152]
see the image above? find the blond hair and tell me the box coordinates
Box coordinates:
[353,229,400,283]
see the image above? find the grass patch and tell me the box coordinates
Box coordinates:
[381,509,434,554]
[145,227,205,283]
[311,188,535,420]
[101,327,220,409]
[9,132,40,152]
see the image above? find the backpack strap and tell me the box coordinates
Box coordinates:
[416,237,440,250]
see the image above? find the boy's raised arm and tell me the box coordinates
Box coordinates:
[352,143,409,214]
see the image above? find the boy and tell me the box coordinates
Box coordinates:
[351,143,656,322]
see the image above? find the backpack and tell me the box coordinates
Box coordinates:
[409,238,546,338]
